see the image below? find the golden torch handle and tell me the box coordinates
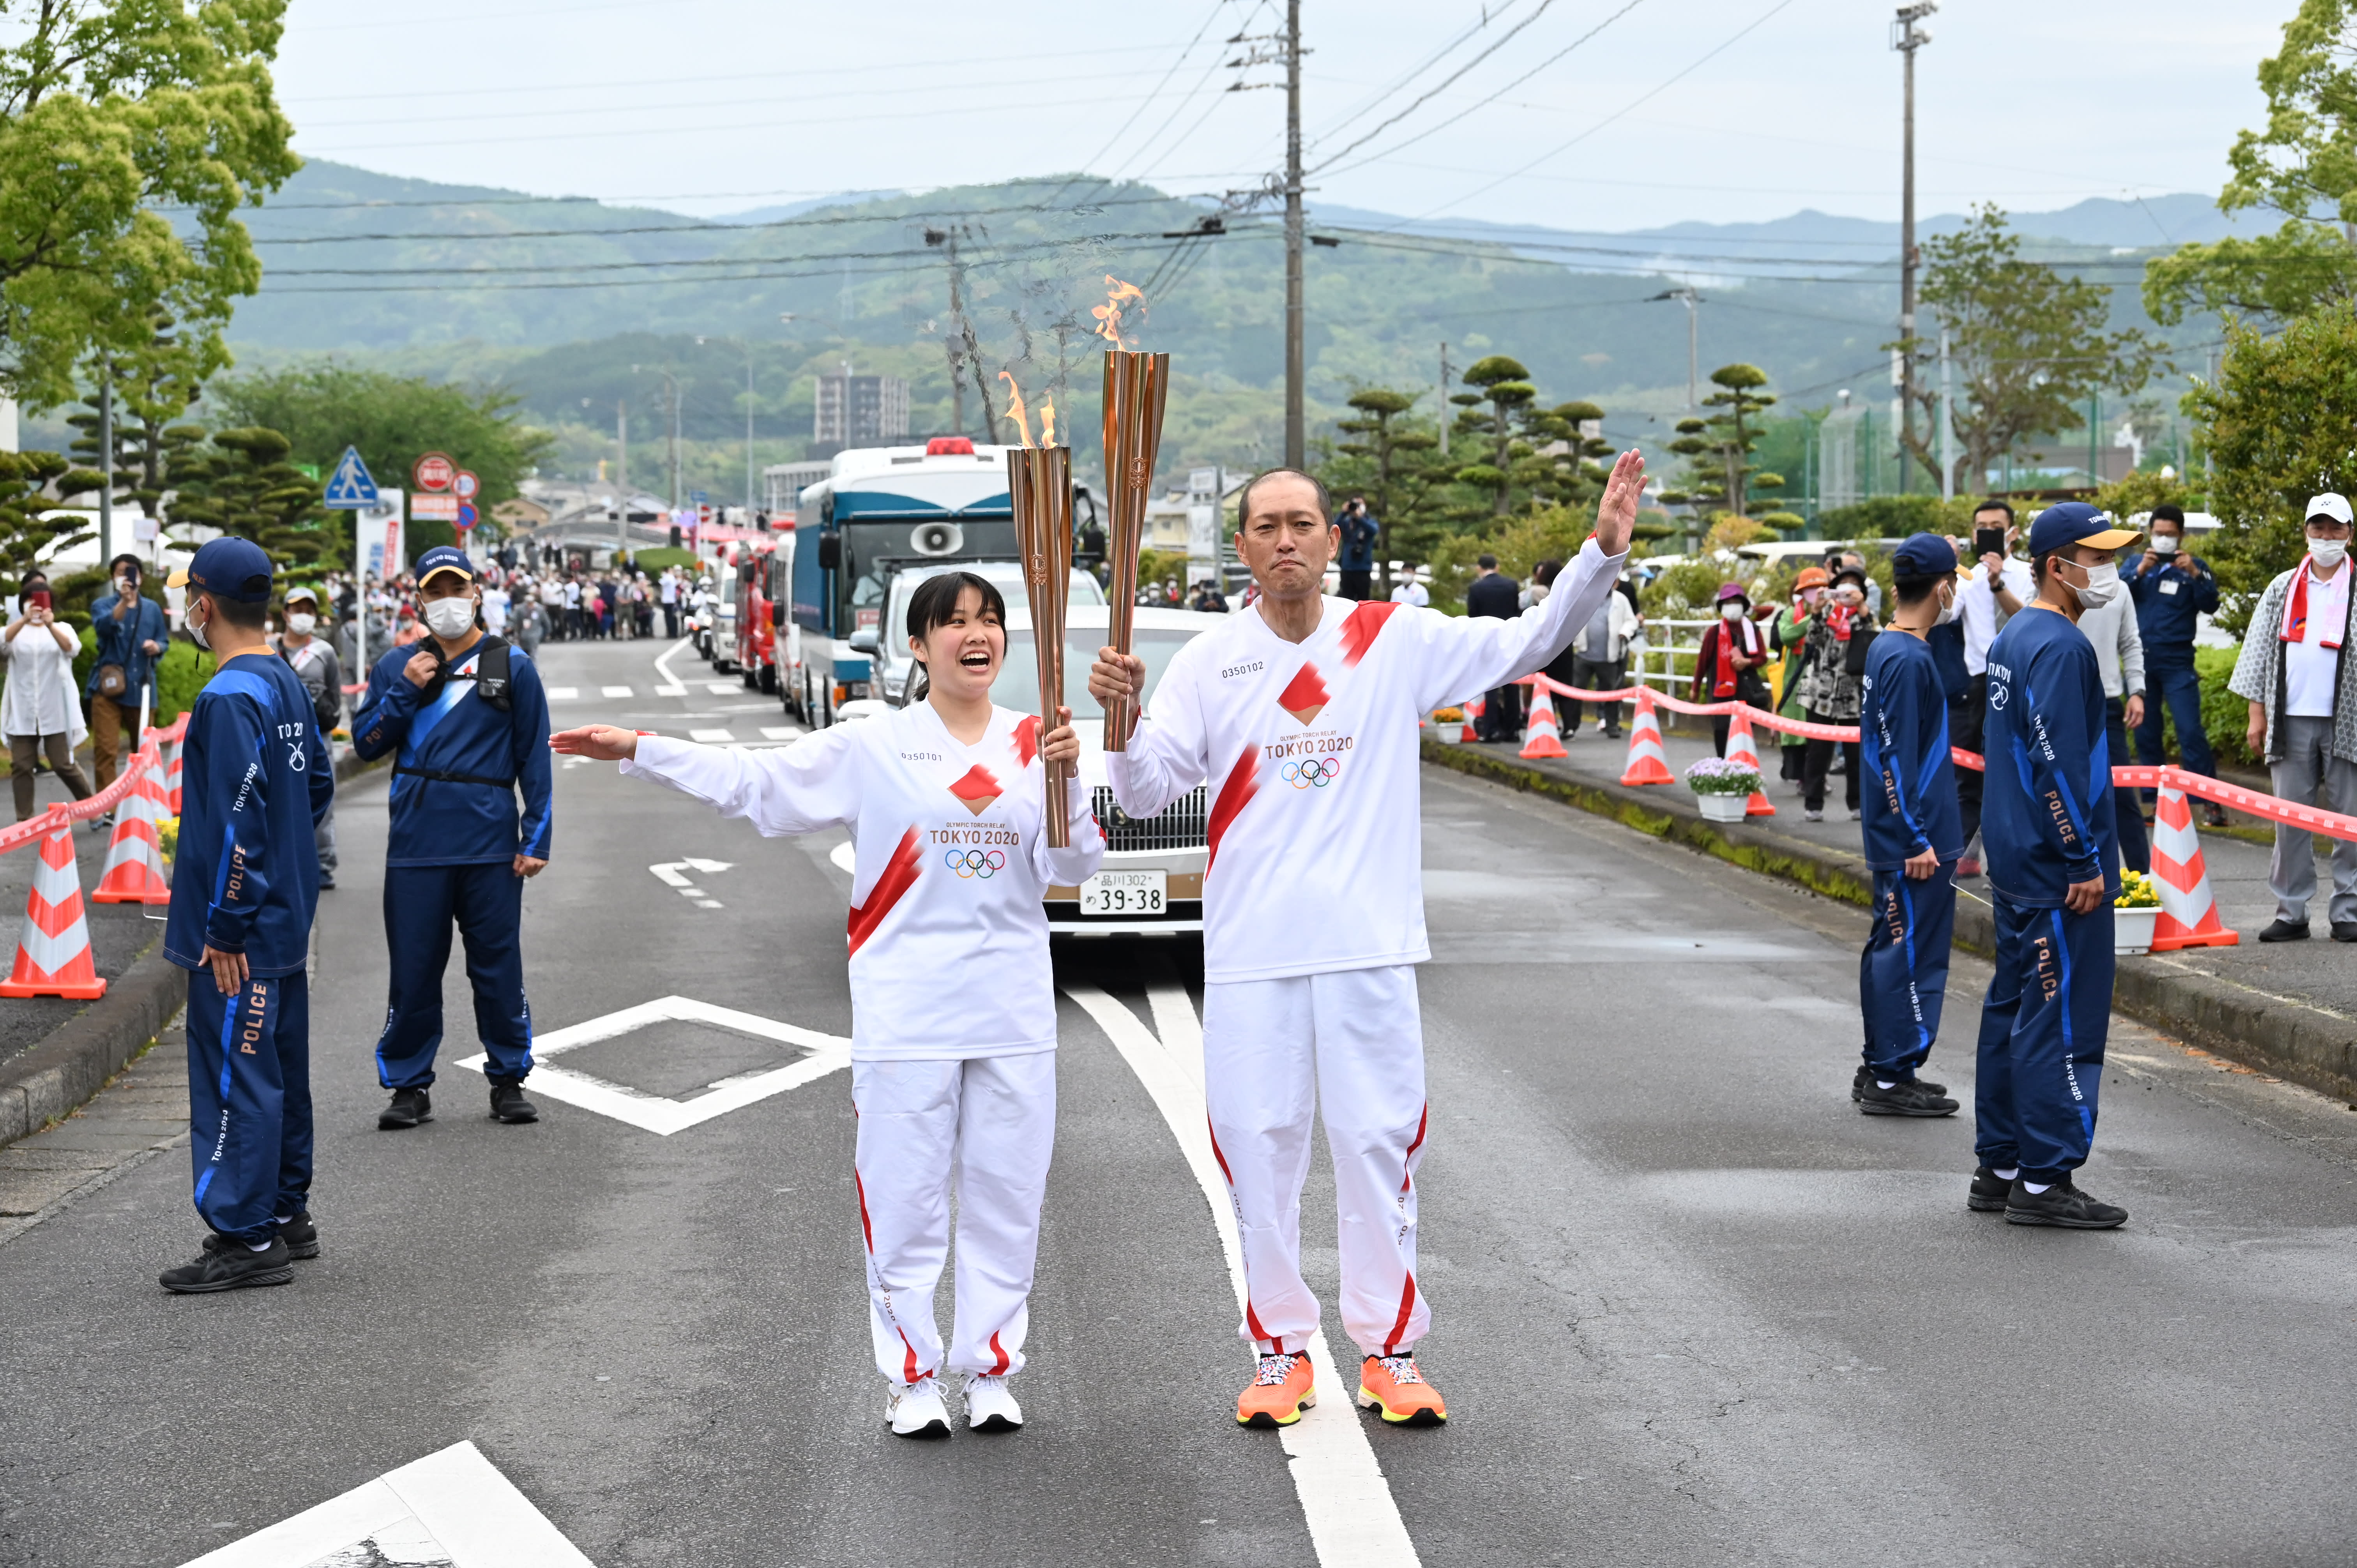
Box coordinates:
[1101,350,1169,750]
[1009,446,1073,848]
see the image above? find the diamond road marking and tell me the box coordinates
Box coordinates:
[760,725,802,741]
[180,1440,594,1567]
[706,682,736,695]
[456,996,850,1136]
[689,728,735,743]
[600,685,633,698]
[544,687,579,701]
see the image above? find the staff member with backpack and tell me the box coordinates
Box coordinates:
[352,546,554,1131]
[278,586,345,890]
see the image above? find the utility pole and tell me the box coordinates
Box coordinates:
[1437,342,1452,458]
[1894,4,1935,489]
[617,397,629,565]
[1648,287,1701,410]
[745,354,757,515]
[1282,0,1305,470]
[96,360,113,566]
[926,228,969,438]
[670,376,682,510]
[1938,328,1955,500]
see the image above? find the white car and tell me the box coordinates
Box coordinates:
[991,603,1221,940]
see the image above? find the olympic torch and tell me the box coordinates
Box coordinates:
[1005,379,1075,848]
[1094,278,1170,751]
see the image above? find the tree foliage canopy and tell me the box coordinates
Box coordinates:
[170,425,331,579]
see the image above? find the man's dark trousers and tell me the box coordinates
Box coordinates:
[187,971,312,1244]
[1951,674,1987,849]
[375,862,534,1088]
[663,604,680,639]
[1861,864,1953,1081]
[2134,660,2216,800]
[1975,895,2113,1183]
[2106,696,2150,873]
[1338,570,1371,601]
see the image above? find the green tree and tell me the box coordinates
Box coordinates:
[1701,364,1777,517]
[65,310,214,528]
[1451,355,1537,516]
[171,427,332,580]
[0,0,298,406]
[2184,302,2357,629]
[1329,386,1444,594]
[1903,206,2161,493]
[2145,0,2357,325]
[0,450,102,598]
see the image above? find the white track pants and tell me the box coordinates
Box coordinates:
[851,1051,1056,1385]
[1201,965,1431,1358]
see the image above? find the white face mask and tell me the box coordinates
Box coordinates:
[1936,584,1963,626]
[2069,562,2122,608]
[186,600,210,651]
[2150,534,2180,555]
[286,612,317,635]
[2311,537,2349,569]
[422,597,477,638]
[1720,602,1744,621]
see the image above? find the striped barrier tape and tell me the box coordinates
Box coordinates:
[0,712,189,858]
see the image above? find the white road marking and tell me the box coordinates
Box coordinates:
[705,681,736,695]
[760,725,803,741]
[545,687,580,701]
[654,685,688,697]
[1061,984,1421,1568]
[456,996,850,1136]
[689,728,735,743]
[694,900,723,909]
[180,1439,594,1567]
[600,685,633,698]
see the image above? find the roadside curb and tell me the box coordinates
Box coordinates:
[1422,738,2357,1107]
[0,939,184,1150]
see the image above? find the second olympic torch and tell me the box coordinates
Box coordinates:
[1008,443,1074,847]
[1099,348,1169,750]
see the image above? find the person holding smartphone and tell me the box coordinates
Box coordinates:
[2,572,93,822]
[1952,502,2035,874]
[87,552,168,806]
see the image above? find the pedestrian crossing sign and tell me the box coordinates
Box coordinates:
[322,446,380,509]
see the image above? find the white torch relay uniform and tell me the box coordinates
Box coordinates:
[620,702,1103,1388]
[1107,536,1625,1359]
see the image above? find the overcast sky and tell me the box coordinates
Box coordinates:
[276,0,2288,228]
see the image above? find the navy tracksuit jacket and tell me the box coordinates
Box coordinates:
[163,653,334,1244]
[353,636,553,1089]
[1976,606,2120,1181]
[1857,631,1965,1080]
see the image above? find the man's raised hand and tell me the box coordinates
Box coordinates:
[1592,449,1648,557]
[549,724,640,761]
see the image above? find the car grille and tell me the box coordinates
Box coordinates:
[1093,785,1208,851]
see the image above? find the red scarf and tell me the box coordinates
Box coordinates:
[1711,616,1762,698]
[2282,557,2350,650]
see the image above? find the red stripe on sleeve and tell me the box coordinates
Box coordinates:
[846,826,924,956]
[1206,748,1260,875]
[1338,600,1400,667]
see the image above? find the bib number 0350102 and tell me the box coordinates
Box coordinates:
[1080,869,1167,915]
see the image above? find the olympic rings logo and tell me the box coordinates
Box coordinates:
[945,848,1008,878]
[1283,758,1341,789]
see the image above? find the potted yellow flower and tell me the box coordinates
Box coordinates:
[2114,868,2160,955]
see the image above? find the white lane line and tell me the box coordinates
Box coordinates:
[1062,984,1421,1568]
[689,728,735,743]
[545,686,580,701]
[651,635,696,693]
[654,685,688,697]
[705,681,737,695]
[600,684,633,698]
[761,725,803,741]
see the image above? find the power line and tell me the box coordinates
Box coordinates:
[1305,0,1563,172]
[1067,1,1233,191]
[247,193,1187,246]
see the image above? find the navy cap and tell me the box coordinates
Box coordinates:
[166,537,275,604]
[414,545,475,587]
[1891,531,1962,577]
[2027,502,2141,560]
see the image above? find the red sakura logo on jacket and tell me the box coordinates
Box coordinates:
[1012,714,1041,768]
[1277,663,1329,726]
[948,764,1002,816]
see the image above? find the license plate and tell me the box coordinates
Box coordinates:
[1080,869,1168,916]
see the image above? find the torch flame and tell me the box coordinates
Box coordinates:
[1092,275,1147,346]
[998,370,1035,449]
[1039,394,1058,448]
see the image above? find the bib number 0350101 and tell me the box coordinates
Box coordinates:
[1080,869,1167,915]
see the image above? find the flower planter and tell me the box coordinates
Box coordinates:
[2115,906,2158,956]
[1694,792,1749,823]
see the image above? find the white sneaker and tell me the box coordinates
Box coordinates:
[964,1374,1023,1432]
[885,1378,951,1439]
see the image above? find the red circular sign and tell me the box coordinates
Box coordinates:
[452,469,480,501]
[412,452,456,493]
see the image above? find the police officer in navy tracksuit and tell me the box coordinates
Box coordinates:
[352,546,554,1131]
[1973,503,2138,1229]
[1853,533,1968,1119]
[159,539,335,1293]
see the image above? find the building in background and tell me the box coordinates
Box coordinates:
[764,459,833,517]
[812,370,909,453]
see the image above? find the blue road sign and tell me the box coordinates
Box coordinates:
[456,502,479,531]
[691,489,709,507]
[322,446,380,509]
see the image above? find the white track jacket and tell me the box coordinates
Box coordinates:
[622,703,1103,1059]
[1107,537,1627,984]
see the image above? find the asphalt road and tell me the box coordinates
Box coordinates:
[4,634,2357,1567]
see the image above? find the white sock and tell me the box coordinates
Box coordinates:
[2023,1181,2052,1195]
[247,1240,273,1252]
[1876,1080,1897,1090]
[1994,1167,2019,1181]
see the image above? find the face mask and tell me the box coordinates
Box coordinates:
[286,613,317,635]
[1720,603,1743,621]
[422,598,477,638]
[2312,538,2349,569]
[2069,563,2121,608]
[186,602,210,651]
[1937,585,1963,626]
[2150,535,2180,556]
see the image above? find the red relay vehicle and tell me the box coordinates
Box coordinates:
[731,542,790,692]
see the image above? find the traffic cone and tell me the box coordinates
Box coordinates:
[1618,687,1675,786]
[92,749,170,905]
[0,819,106,998]
[2149,774,2239,950]
[1519,685,1568,759]
[161,733,183,815]
[1723,710,1777,817]
[1459,696,1483,743]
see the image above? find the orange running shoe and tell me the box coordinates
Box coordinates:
[1357,1354,1447,1426]
[1236,1351,1315,1429]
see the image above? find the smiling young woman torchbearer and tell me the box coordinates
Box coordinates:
[552,571,1103,1440]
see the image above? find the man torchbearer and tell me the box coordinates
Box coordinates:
[1088,452,1644,1429]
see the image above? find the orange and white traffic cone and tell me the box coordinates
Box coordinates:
[0,819,106,998]
[1618,687,1675,786]
[1723,711,1777,817]
[92,751,170,905]
[161,733,183,815]
[1519,684,1568,759]
[1459,696,1483,743]
[2149,774,2239,950]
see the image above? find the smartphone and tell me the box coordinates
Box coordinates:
[25,590,51,612]
[120,561,140,588]
[1972,526,2006,560]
